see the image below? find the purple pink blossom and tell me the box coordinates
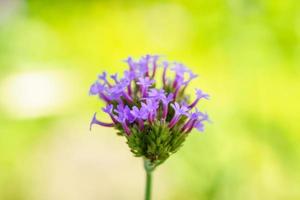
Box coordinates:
[89,55,210,136]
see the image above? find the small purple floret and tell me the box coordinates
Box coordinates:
[189,89,209,109]
[137,77,155,97]
[169,103,189,128]
[110,73,119,83]
[90,113,114,130]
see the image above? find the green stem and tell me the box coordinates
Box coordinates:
[144,159,154,200]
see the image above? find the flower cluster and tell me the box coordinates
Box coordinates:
[90,55,210,165]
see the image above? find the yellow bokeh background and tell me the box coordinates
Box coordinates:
[0,0,299,199]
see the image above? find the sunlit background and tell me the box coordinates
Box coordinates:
[0,0,300,199]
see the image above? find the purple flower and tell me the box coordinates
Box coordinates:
[124,57,136,71]
[194,112,210,131]
[90,55,210,137]
[131,106,149,130]
[148,89,166,100]
[108,84,124,100]
[172,102,189,115]
[110,73,119,83]
[194,121,205,132]
[90,113,114,130]
[139,55,151,76]
[141,98,159,124]
[150,55,160,78]
[131,106,149,120]
[117,116,131,135]
[171,63,191,77]
[89,55,211,168]
[102,104,118,124]
[147,89,174,120]
[114,105,132,135]
[189,89,210,109]
[181,109,202,132]
[124,106,136,123]
[137,77,155,97]
[124,70,136,81]
[173,84,182,101]
[193,113,210,132]
[177,72,198,99]
[109,79,133,103]
[184,111,210,133]
[125,56,154,78]
[196,89,210,99]
[162,61,169,87]
[102,104,113,114]
[98,72,112,87]
[184,72,198,85]
[89,81,103,95]
[114,105,136,124]
[171,63,189,78]
[89,82,111,103]
[126,56,148,77]
[161,93,174,120]
[170,63,195,93]
[169,103,189,128]
[162,93,174,105]
[123,71,135,96]
[137,77,155,88]
[143,99,159,113]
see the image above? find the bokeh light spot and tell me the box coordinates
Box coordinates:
[0,69,73,119]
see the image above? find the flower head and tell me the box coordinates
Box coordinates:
[89,55,210,165]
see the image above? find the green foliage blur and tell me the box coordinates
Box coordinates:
[0,0,299,199]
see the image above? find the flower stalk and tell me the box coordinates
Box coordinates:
[144,159,154,200]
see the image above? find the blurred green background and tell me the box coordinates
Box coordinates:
[0,0,299,199]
